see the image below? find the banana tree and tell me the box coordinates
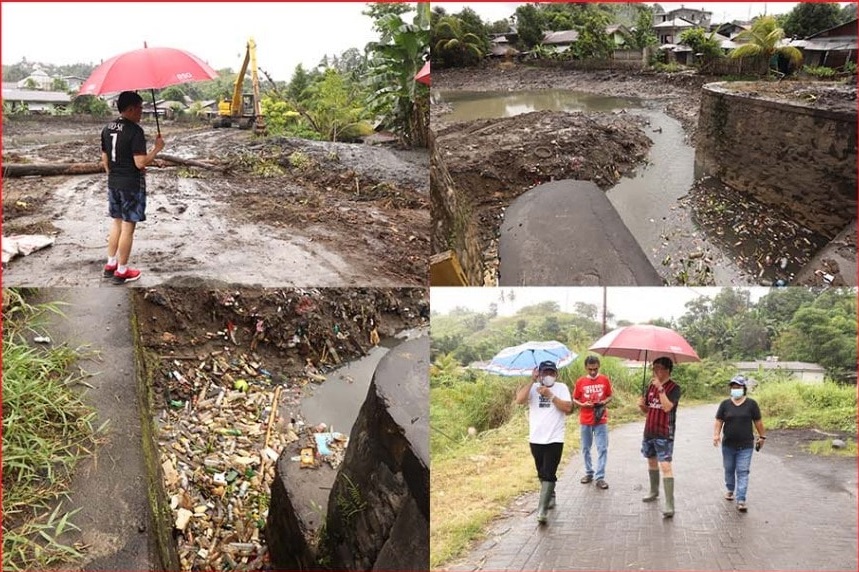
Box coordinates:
[366,1,430,148]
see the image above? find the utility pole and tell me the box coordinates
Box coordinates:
[602,287,607,335]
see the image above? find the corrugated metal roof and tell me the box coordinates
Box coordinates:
[1,88,71,102]
[802,38,858,51]
[735,361,826,372]
[543,30,579,44]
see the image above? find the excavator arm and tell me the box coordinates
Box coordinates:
[230,40,253,118]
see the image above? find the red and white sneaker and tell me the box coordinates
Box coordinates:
[103,263,118,278]
[113,267,142,284]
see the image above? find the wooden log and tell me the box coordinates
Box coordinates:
[2,155,224,178]
[2,162,103,178]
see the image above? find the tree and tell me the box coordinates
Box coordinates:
[433,15,485,68]
[573,10,614,59]
[515,4,545,48]
[51,77,68,92]
[304,68,366,141]
[488,19,512,34]
[24,78,37,89]
[679,27,723,60]
[631,6,658,49]
[731,15,804,73]
[287,64,312,102]
[365,1,430,148]
[363,1,412,33]
[159,85,186,102]
[573,302,598,321]
[782,2,842,39]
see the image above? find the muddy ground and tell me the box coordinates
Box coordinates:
[131,286,429,570]
[2,117,429,287]
[433,64,857,286]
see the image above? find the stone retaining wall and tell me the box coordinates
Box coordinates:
[695,82,857,239]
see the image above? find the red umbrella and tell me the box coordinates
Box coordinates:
[79,44,218,135]
[415,61,430,86]
[588,324,700,394]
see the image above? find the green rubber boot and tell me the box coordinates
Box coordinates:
[547,481,556,510]
[536,481,552,524]
[642,469,660,502]
[662,477,675,518]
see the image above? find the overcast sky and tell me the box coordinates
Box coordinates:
[431,287,771,324]
[1,2,388,81]
[436,2,835,25]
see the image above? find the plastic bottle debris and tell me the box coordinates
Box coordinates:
[33,336,51,344]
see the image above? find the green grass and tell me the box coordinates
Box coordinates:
[2,289,99,571]
[754,380,857,434]
[806,439,858,456]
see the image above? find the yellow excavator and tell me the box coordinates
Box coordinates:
[212,38,266,134]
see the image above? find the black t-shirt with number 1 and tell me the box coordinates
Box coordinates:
[101,117,147,191]
[716,398,761,449]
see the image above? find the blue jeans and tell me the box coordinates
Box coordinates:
[581,423,608,480]
[722,446,754,502]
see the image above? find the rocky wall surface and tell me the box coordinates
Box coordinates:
[695,82,857,239]
[319,336,429,570]
[430,130,484,285]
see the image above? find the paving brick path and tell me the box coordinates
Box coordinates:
[444,404,857,571]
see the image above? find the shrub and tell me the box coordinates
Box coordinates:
[803,65,837,79]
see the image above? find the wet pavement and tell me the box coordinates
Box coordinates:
[498,180,662,286]
[442,404,857,571]
[37,288,157,570]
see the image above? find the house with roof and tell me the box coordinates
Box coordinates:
[653,17,696,45]
[2,84,71,113]
[653,4,712,28]
[712,21,751,40]
[790,18,858,68]
[541,29,580,54]
[734,359,826,384]
[16,65,54,91]
[541,25,634,55]
[488,35,520,58]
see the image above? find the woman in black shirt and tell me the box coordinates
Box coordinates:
[713,375,767,512]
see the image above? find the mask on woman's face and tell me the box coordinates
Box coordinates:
[730,388,744,399]
[541,376,556,387]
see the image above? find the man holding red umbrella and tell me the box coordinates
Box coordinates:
[101,91,165,283]
[637,357,681,518]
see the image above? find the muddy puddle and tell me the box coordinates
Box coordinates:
[300,328,423,431]
[435,89,640,122]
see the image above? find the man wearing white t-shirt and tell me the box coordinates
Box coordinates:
[514,360,573,524]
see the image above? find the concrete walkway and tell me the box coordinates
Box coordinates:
[444,404,857,571]
[498,180,663,286]
[42,288,157,570]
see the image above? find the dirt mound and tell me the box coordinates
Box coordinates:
[719,80,858,114]
[434,109,652,284]
[435,109,651,198]
[134,287,428,404]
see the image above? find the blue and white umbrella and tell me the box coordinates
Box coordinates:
[485,341,577,377]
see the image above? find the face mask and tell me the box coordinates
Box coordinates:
[541,376,556,387]
[731,388,744,399]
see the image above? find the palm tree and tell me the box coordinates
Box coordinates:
[730,15,803,75]
[434,15,484,67]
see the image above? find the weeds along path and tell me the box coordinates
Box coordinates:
[35,287,156,570]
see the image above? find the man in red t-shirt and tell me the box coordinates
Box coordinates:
[572,356,613,490]
[637,356,681,518]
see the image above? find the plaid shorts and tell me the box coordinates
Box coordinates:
[641,437,674,462]
[108,181,146,223]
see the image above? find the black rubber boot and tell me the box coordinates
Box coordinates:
[536,481,552,524]
[662,477,675,518]
[642,469,660,502]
